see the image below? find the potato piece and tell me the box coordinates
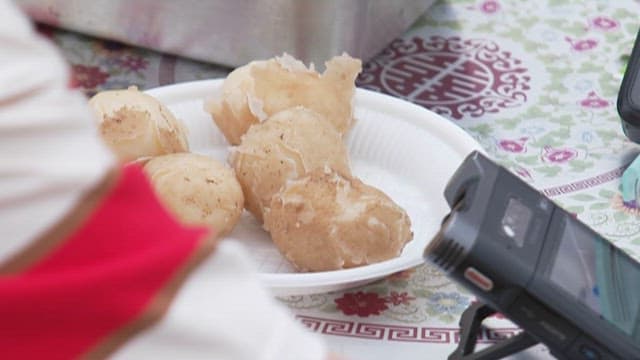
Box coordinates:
[90,86,189,162]
[264,168,413,272]
[144,153,244,237]
[202,66,259,146]
[231,106,351,222]
[204,53,361,145]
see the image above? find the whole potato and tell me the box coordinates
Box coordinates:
[144,153,244,237]
[90,86,189,162]
[264,168,413,272]
[230,106,351,223]
[204,53,361,145]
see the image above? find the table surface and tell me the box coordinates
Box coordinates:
[41,0,640,358]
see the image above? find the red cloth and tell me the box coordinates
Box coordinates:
[0,165,209,359]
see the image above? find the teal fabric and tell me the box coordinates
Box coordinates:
[621,155,640,203]
[595,238,640,341]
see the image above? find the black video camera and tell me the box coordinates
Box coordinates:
[424,151,640,360]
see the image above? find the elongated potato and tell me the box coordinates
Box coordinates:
[144,153,244,236]
[230,106,351,222]
[264,168,413,272]
[90,86,189,162]
[204,53,361,145]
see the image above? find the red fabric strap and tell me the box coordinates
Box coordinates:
[0,165,209,359]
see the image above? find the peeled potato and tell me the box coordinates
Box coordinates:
[90,86,189,162]
[264,168,413,272]
[143,153,244,237]
[230,106,351,222]
[204,53,362,145]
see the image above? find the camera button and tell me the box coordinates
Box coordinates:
[464,267,493,291]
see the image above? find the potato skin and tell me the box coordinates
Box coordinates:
[264,168,413,272]
[231,106,351,223]
[204,53,361,145]
[144,153,244,237]
[90,86,189,162]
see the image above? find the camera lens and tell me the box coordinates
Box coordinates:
[424,213,466,272]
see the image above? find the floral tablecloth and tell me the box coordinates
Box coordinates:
[41,0,640,358]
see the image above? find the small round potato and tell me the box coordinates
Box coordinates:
[144,153,244,237]
[230,106,351,223]
[90,86,189,162]
[264,168,413,272]
[204,53,361,145]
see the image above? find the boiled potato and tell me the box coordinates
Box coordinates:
[264,168,413,272]
[204,53,361,145]
[144,153,244,236]
[230,106,351,222]
[90,86,189,162]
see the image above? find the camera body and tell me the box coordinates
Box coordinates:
[424,151,640,360]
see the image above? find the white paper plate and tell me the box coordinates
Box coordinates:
[146,79,483,296]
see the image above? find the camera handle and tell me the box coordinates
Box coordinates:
[449,302,539,360]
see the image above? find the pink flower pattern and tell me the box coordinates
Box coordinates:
[542,146,578,163]
[565,37,598,52]
[580,91,609,108]
[514,166,533,180]
[498,137,528,153]
[590,16,619,31]
[480,0,501,14]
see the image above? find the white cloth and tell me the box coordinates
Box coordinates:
[0,1,327,359]
[114,241,327,360]
[0,0,115,264]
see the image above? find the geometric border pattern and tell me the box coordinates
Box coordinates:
[296,316,520,344]
[540,165,626,197]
